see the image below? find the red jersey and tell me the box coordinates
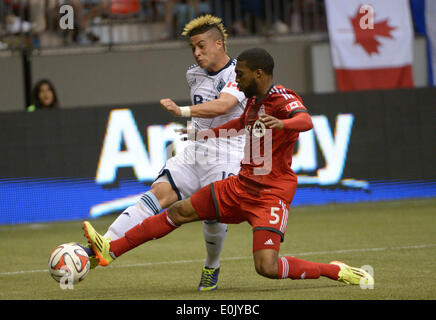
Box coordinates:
[211,84,309,202]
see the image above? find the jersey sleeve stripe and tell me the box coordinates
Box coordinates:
[253,226,285,242]
[288,109,308,118]
[270,86,295,101]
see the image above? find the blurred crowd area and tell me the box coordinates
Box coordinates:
[0,0,327,50]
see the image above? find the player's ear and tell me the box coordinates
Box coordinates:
[254,69,263,79]
[215,38,224,50]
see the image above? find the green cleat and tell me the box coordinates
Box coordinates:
[198,266,220,291]
[82,221,114,267]
[330,261,374,286]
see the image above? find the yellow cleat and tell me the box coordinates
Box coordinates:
[82,221,114,267]
[330,261,374,286]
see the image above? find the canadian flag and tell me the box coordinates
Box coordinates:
[325,0,414,91]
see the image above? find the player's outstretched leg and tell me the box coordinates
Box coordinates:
[330,261,374,286]
[79,186,174,269]
[83,200,200,265]
[198,221,227,291]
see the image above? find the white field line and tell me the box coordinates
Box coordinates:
[1,243,436,276]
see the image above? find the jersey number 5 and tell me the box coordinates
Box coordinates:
[269,207,280,225]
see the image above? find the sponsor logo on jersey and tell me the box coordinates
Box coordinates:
[285,100,303,111]
[264,239,275,245]
[193,94,203,105]
[252,119,266,138]
[217,79,226,92]
[244,119,266,138]
[226,81,240,91]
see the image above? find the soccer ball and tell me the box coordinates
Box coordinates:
[48,243,90,284]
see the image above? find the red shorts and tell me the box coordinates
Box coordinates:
[191,175,295,251]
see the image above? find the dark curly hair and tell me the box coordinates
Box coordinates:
[237,48,275,75]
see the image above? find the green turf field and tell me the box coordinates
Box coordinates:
[1,198,435,300]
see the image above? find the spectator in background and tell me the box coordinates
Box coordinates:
[211,0,264,36]
[2,0,34,48]
[266,0,290,35]
[27,79,59,112]
[53,0,101,43]
[238,0,264,35]
[159,0,211,40]
[84,0,141,19]
[2,0,101,46]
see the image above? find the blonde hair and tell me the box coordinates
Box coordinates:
[181,14,228,50]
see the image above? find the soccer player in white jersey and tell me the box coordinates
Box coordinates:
[79,15,246,291]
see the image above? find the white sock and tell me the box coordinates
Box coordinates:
[104,191,162,240]
[203,221,227,269]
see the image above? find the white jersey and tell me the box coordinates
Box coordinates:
[186,58,247,155]
[154,58,247,199]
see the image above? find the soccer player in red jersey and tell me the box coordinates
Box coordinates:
[83,48,374,286]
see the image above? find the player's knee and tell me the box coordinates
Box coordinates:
[254,256,278,279]
[151,182,178,208]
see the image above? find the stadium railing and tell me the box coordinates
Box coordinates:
[0,0,328,51]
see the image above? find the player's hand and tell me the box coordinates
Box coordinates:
[259,114,284,130]
[160,98,181,117]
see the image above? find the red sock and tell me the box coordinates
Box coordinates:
[278,256,339,280]
[109,209,178,258]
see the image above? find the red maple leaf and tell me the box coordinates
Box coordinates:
[350,7,396,55]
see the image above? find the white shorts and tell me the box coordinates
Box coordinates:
[153,143,243,200]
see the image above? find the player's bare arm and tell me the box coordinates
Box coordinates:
[189,92,239,117]
[160,92,238,118]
